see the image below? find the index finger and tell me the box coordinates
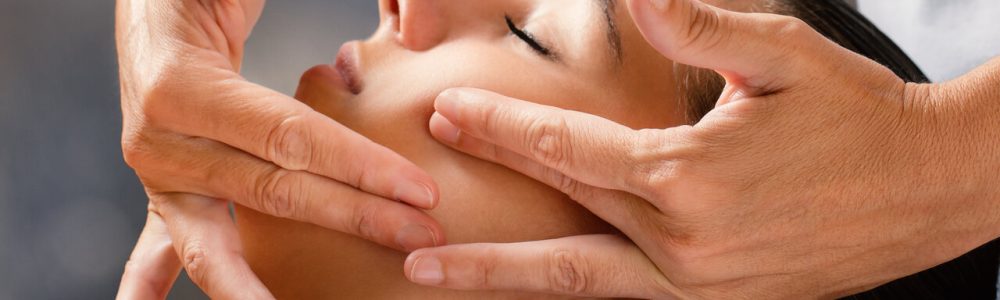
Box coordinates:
[152,193,274,300]
[148,71,438,208]
[117,212,181,300]
[403,235,676,299]
[430,88,684,195]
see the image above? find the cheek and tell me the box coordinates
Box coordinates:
[305,46,614,242]
[362,41,586,115]
[322,44,549,173]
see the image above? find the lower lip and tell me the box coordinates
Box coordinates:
[334,41,363,95]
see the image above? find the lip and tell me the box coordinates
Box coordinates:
[335,41,364,95]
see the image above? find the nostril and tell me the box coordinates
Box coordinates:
[392,0,444,51]
[390,0,400,16]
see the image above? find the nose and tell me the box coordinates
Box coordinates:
[386,0,448,51]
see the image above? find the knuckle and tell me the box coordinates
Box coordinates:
[526,116,573,170]
[265,114,313,171]
[255,169,302,218]
[136,63,188,125]
[180,241,210,286]
[136,73,172,119]
[634,160,684,200]
[547,169,594,202]
[626,131,686,199]
[122,256,142,278]
[553,172,580,197]
[121,131,154,171]
[773,16,813,40]
[546,248,590,294]
[745,16,828,87]
[147,193,170,210]
[342,155,371,190]
[349,202,380,241]
[678,6,723,52]
[768,16,818,58]
[662,243,716,289]
[478,100,503,139]
[472,248,500,289]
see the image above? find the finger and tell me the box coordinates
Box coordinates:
[210,0,266,71]
[148,76,438,209]
[152,193,274,300]
[626,0,836,92]
[117,212,182,300]
[403,235,677,299]
[431,88,685,197]
[429,112,656,230]
[142,135,445,252]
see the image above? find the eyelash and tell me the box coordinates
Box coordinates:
[504,15,554,58]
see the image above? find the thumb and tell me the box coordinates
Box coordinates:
[627,0,833,94]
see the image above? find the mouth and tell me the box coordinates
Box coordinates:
[335,41,364,95]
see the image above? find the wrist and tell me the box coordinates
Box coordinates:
[920,58,1000,242]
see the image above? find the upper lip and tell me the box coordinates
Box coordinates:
[335,42,363,95]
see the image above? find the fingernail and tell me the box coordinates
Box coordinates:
[395,181,435,208]
[434,89,467,118]
[429,113,461,145]
[396,224,438,252]
[409,255,445,285]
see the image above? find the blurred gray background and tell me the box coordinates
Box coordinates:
[0,0,997,299]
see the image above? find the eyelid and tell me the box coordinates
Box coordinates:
[504,15,557,60]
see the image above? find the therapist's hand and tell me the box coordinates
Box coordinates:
[406,0,1000,298]
[115,1,444,299]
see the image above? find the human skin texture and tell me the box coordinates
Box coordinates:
[399,0,1000,298]
[115,0,1000,298]
[234,0,691,298]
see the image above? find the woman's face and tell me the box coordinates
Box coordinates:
[240,0,691,297]
[297,0,686,127]
[293,0,686,240]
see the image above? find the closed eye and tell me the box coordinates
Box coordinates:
[505,15,556,60]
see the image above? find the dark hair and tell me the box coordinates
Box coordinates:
[679,0,1000,298]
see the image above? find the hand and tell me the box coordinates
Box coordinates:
[114,1,445,299]
[403,0,1000,298]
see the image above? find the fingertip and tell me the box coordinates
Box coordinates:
[388,206,448,252]
[388,159,441,209]
[423,179,441,209]
[429,112,461,145]
[403,247,440,274]
[404,252,446,286]
[627,0,676,57]
[434,89,465,120]
[393,180,437,209]
[395,224,437,252]
[434,87,496,120]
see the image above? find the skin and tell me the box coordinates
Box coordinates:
[407,0,1000,299]
[236,0,688,298]
[116,0,1000,298]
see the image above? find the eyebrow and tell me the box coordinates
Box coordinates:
[597,0,624,65]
